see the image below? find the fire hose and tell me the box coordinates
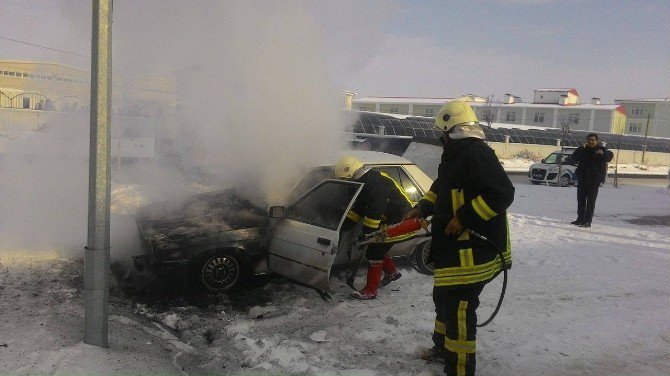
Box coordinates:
[347,217,507,327]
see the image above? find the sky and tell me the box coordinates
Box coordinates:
[0,0,668,103]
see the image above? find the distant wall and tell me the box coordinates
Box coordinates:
[489,142,670,165]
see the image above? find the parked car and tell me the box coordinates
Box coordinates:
[133,150,435,293]
[528,147,578,186]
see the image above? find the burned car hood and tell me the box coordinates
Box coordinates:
[136,188,269,249]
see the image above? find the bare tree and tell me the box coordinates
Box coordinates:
[480,95,499,127]
[556,113,577,187]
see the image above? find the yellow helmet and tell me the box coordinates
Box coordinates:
[435,99,479,132]
[335,156,365,179]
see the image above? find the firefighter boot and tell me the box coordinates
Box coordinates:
[380,255,402,287]
[351,261,383,300]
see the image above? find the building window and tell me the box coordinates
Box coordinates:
[572,113,579,124]
[628,123,642,133]
[505,111,516,122]
[631,107,643,116]
[534,112,545,123]
[390,106,399,114]
[425,108,434,117]
[8,71,15,76]
[22,97,30,109]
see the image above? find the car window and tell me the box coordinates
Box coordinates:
[287,166,334,205]
[544,153,560,164]
[285,180,360,230]
[373,166,422,203]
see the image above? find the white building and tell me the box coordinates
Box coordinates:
[613,98,670,138]
[352,89,627,134]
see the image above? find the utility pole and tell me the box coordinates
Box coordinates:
[85,0,112,348]
[641,113,651,164]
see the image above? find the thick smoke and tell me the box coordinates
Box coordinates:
[0,1,349,259]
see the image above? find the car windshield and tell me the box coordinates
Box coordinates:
[544,153,571,164]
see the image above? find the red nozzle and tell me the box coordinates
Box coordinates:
[386,218,423,238]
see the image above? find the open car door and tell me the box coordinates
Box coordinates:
[268,179,363,292]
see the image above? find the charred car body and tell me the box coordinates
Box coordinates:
[133,151,434,293]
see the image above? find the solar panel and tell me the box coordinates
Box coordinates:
[351,111,670,153]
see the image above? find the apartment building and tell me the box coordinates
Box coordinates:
[614,98,670,138]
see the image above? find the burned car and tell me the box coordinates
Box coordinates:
[133,151,434,293]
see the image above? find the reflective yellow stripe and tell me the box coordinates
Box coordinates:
[434,320,446,335]
[459,248,474,267]
[380,172,413,206]
[423,191,437,204]
[435,250,511,277]
[472,195,497,221]
[346,210,361,223]
[457,300,468,375]
[433,251,511,287]
[445,338,476,353]
[451,189,459,216]
[362,216,381,229]
[451,190,469,241]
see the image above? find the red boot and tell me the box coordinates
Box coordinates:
[380,255,402,287]
[351,261,383,300]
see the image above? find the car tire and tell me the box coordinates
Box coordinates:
[559,174,571,187]
[189,249,249,293]
[411,239,434,275]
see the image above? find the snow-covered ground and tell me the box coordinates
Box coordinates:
[1,182,670,375]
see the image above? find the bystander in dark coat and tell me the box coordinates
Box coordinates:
[567,133,614,227]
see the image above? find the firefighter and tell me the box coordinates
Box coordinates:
[335,156,414,300]
[404,99,515,376]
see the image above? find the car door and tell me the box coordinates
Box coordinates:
[267,179,363,292]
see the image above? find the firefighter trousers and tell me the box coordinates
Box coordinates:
[432,284,485,376]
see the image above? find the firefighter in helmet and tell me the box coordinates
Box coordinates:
[335,155,414,300]
[404,99,515,376]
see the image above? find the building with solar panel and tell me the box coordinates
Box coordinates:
[352,88,628,135]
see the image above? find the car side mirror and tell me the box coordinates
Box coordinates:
[268,206,285,218]
[541,159,546,163]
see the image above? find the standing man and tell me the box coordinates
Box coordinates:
[405,99,514,376]
[335,156,414,300]
[567,133,614,228]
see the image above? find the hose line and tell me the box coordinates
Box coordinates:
[467,229,508,327]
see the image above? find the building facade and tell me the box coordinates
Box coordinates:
[0,60,175,118]
[352,89,627,134]
[614,98,670,138]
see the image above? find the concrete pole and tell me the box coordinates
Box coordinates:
[85,0,112,348]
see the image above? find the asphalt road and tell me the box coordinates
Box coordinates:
[508,174,669,188]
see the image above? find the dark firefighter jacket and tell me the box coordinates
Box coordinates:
[567,144,614,185]
[344,169,414,243]
[417,138,515,289]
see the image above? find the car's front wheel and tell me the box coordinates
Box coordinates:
[189,250,249,293]
[411,240,434,275]
[559,174,571,187]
